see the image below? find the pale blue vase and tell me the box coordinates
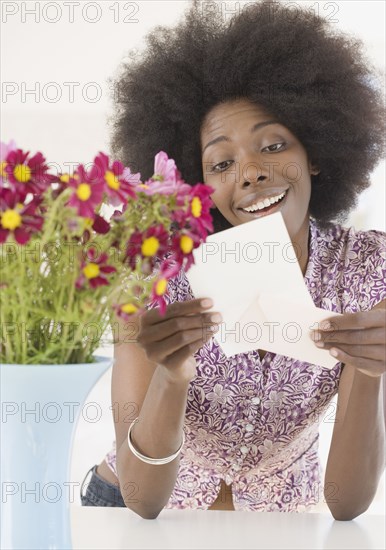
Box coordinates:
[0,355,113,550]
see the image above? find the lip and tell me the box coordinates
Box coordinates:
[235,189,289,210]
[236,189,288,219]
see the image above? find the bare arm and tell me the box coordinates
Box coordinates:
[324,366,385,520]
[317,300,386,520]
[116,366,191,519]
[112,298,220,519]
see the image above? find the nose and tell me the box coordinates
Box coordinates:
[239,152,270,188]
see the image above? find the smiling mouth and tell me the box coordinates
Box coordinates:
[237,190,288,218]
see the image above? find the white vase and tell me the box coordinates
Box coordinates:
[0,355,113,550]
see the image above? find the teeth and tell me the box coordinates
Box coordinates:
[242,191,286,213]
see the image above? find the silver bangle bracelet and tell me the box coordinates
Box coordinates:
[127,417,185,465]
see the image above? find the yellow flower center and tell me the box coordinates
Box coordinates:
[141,236,160,257]
[152,175,164,181]
[121,303,138,314]
[60,173,70,183]
[76,183,91,201]
[13,164,31,183]
[105,170,120,190]
[83,217,94,230]
[137,183,149,189]
[191,196,202,218]
[83,263,100,279]
[180,235,194,254]
[1,209,22,230]
[155,278,167,296]
[0,161,7,178]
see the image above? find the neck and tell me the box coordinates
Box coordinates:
[292,216,310,276]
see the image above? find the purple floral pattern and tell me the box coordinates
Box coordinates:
[105,218,386,511]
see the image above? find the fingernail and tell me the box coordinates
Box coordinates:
[210,313,222,323]
[201,299,213,308]
[312,331,322,342]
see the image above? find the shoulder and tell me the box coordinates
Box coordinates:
[312,218,386,310]
[312,217,385,253]
[312,217,386,265]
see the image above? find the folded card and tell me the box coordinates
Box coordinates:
[185,212,340,369]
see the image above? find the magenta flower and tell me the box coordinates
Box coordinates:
[3,148,54,194]
[149,255,180,315]
[75,246,117,289]
[126,224,170,271]
[0,187,44,244]
[187,184,215,238]
[93,152,139,207]
[113,301,141,322]
[170,229,201,271]
[0,140,17,186]
[66,165,105,219]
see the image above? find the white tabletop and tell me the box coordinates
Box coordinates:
[71,506,385,550]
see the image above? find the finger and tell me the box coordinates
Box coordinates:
[318,309,386,332]
[143,298,213,326]
[327,346,386,373]
[312,327,385,346]
[323,343,386,362]
[140,312,221,344]
[166,334,215,371]
[145,325,219,363]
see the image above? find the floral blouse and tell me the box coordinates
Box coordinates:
[105,217,386,511]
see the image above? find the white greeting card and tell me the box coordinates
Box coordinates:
[185,212,340,369]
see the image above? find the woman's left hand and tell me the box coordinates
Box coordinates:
[311,303,386,378]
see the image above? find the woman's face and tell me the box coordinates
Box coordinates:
[200,98,318,246]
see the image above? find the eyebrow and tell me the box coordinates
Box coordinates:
[201,120,279,155]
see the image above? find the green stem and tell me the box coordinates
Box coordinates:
[60,261,79,364]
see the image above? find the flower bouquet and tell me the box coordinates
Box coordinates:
[0,140,215,365]
[0,141,214,549]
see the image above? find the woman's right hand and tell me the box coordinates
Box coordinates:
[137,298,222,383]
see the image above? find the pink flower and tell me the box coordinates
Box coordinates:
[75,246,116,289]
[66,165,104,219]
[136,151,191,198]
[93,152,139,207]
[0,140,17,160]
[0,187,44,244]
[153,151,182,183]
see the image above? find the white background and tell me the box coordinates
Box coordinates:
[1,0,385,512]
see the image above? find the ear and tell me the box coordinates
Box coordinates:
[309,160,320,176]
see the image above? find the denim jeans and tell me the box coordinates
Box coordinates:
[80,464,126,507]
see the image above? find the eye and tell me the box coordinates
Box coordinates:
[262,142,286,153]
[209,160,233,173]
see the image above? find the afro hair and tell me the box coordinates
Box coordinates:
[108,0,385,232]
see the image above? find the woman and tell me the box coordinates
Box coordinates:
[80,0,386,518]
